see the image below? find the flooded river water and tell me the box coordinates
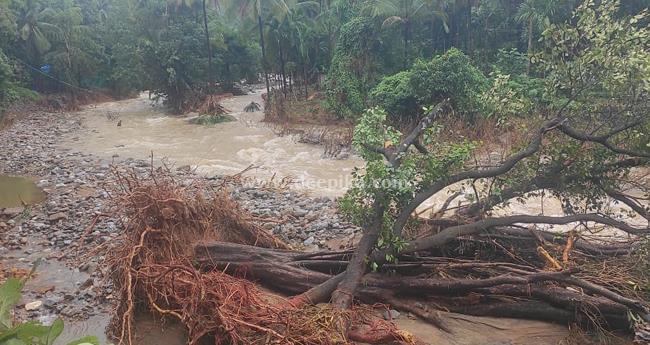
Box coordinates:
[60,91,361,197]
[59,90,646,232]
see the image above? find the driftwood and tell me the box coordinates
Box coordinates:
[194,241,648,330]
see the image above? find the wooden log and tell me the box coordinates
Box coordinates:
[193,241,641,329]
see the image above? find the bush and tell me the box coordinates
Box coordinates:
[481,73,533,124]
[368,71,418,121]
[325,52,366,119]
[0,50,39,113]
[0,50,14,105]
[325,17,381,120]
[369,48,488,120]
[410,48,488,116]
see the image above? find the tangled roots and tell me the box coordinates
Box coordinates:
[106,169,410,345]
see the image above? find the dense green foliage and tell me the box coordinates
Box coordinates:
[340,0,650,252]
[0,0,648,117]
[325,17,381,119]
[370,48,487,121]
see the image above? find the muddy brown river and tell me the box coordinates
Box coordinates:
[60,91,646,232]
[61,90,362,197]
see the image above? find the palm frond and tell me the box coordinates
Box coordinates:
[382,15,404,28]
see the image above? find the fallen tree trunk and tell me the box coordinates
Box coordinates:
[194,241,647,330]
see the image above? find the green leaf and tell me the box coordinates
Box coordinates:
[2,338,28,345]
[0,279,24,330]
[46,319,64,345]
[66,336,100,345]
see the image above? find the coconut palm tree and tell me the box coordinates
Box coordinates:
[516,0,560,74]
[16,0,60,63]
[168,0,215,84]
[220,0,292,97]
[363,0,447,68]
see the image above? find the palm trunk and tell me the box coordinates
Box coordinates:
[202,0,213,85]
[526,18,533,75]
[258,14,271,98]
[303,64,308,100]
[278,40,287,95]
[466,1,472,55]
[403,21,410,68]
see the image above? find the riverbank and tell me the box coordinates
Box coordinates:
[0,103,362,331]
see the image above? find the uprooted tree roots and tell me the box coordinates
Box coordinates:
[106,170,413,345]
[105,169,650,345]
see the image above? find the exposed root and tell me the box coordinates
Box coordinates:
[106,169,411,345]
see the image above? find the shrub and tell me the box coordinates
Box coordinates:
[325,17,381,119]
[481,73,533,124]
[368,71,418,121]
[0,51,39,114]
[410,48,488,116]
[325,52,367,119]
[369,48,488,120]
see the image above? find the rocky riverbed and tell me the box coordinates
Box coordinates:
[0,108,359,328]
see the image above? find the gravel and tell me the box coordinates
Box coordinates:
[0,109,361,324]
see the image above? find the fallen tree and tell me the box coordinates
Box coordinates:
[106,170,418,345]
[193,241,645,330]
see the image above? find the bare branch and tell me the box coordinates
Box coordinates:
[398,213,649,256]
[365,269,578,294]
[559,122,650,158]
[392,117,565,237]
[393,99,449,160]
[604,188,650,221]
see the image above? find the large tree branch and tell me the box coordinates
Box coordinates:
[392,117,565,237]
[604,188,650,221]
[331,199,386,309]
[365,269,577,294]
[361,100,449,166]
[391,99,449,164]
[397,213,650,256]
[559,122,650,158]
[606,157,650,169]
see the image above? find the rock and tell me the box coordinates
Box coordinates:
[48,212,68,222]
[43,296,64,309]
[25,301,43,311]
[292,208,308,217]
[3,207,25,217]
[382,309,400,320]
[305,211,319,222]
[303,236,315,246]
[0,222,7,228]
[304,244,320,252]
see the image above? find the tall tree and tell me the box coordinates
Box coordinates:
[16,0,59,63]
[363,0,447,68]
[221,0,292,97]
[516,0,559,74]
[168,0,214,84]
